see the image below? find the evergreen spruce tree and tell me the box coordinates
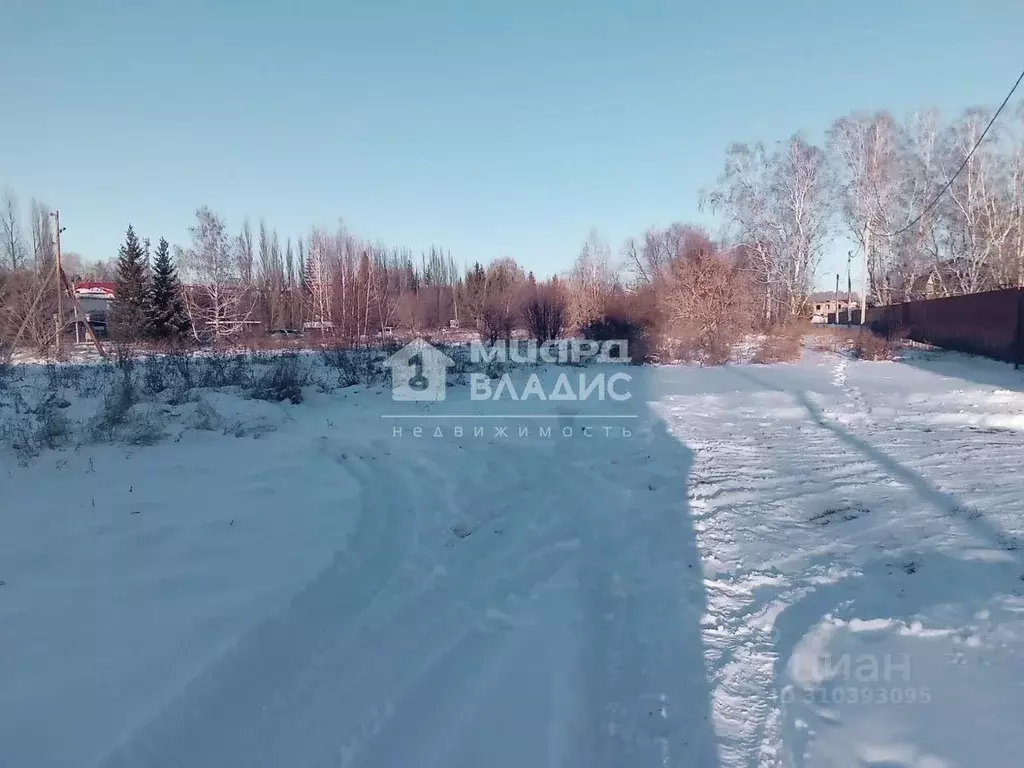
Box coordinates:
[110,225,151,341]
[148,237,188,341]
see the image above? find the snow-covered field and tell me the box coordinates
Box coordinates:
[3,344,1024,767]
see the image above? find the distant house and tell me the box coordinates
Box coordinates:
[73,281,115,299]
[73,281,116,337]
[885,264,960,302]
[811,299,859,324]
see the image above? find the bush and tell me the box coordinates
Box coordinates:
[752,324,806,364]
[580,290,659,365]
[85,371,166,446]
[321,346,386,389]
[121,410,167,446]
[250,354,306,404]
[807,326,851,354]
[658,331,732,365]
[87,374,137,442]
[656,249,755,362]
[112,342,137,375]
[142,356,172,395]
[166,346,195,389]
[580,315,649,365]
[197,352,252,389]
[2,417,42,463]
[0,389,74,461]
[851,330,898,361]
[522,281,568,343]
[480,296,518,345]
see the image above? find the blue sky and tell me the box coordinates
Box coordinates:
[3,0,1023,287]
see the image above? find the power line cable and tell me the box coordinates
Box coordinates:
[873,65,1024,238]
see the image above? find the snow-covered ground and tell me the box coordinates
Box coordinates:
[2,344,1024,767]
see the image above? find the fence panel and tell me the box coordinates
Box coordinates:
[866,288,1024,365]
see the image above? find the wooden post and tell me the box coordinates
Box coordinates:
[52,210,63,350]
[846,250,854,326]
[860,228,870,324]
[834,273,840,325]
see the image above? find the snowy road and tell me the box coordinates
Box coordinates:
[95,418,720,768]
[4,349,1024,766]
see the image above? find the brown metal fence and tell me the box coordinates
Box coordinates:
[865,287,1024,366]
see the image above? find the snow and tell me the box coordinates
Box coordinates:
[2,344,1024,766]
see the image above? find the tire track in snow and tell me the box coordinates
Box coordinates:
[96,440,418,768]
[98,409,759,767]
[688,434,789,768]
[673,378,895,768]
[564,428,720,768]
[98,436,595,768]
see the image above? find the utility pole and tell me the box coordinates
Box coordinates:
[50,210,66,350]
[834,273,840,325]
[846,251,854,325]
[2,210,106,364]
[860,241,869,325]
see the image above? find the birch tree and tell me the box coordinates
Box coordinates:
[236,218,254,286]
[29,199,55,269]
[1,187,27,270]
[566,228,617,329]
[304,228,334,334]
[940,109,1015,294]
[828,111,900,307]
[701,142,777,321]
[702,137,833,322]
[181,207,254,340]
[881,110,944,299]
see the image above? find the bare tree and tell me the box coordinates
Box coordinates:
[522,279,567,342]
[565,228,618,329]
[29,199,55,269]
[1007,107,1024,287]
[60,251,84,280]
[236,218,255,286]
[702,136,833,322]
[773,135,835,315]
[939,109,1015,294]
[370,244,402,339]
[479,257,524,342]
[304,228,334,335]
[1,187,27,270]
[78,258,115,282]
[828,111,900,308]
[874,111,936,299]
[0,268,59,354]
[701,142,780,322]
[180,207,255,340]
[626,223,714,284]
[659,246,754,349]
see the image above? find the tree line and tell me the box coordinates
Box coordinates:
[702,106,1024,318]
[3,102,1024,355]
